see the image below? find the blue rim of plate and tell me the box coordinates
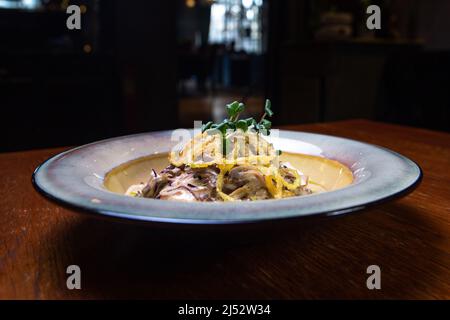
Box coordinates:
[32,130,423,225]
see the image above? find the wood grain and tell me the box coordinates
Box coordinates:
[0,120,449,299]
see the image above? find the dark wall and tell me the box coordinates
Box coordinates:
[115,1,177,133]
[0,0,177,152]
[266,0,450,132]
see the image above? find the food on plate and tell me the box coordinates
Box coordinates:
[126,100,312,201]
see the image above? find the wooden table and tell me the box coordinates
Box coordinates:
[0,120,449,299]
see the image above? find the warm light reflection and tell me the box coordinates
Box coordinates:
[83,44,92,54]
[186,0,196,8]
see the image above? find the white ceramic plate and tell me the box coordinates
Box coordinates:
[32,130,422,225]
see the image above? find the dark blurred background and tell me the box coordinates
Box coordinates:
[0,0,449,152]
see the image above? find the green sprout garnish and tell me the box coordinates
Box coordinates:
[201,99,274,136]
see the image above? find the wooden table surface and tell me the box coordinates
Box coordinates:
[0,120,449,300]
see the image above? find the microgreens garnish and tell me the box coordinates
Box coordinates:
[201,99,274,136]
